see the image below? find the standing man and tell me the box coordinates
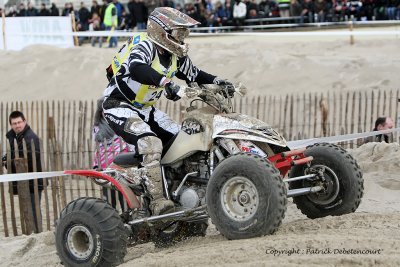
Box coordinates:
[4,111,44,233]
[104,0,118,48]
[128,0,148,31]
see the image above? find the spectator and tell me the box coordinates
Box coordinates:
[62,2,74,16]
[79,2,91,31]
[247,0,260,18]
[91,0,102,19]
[205,0,214,12]
[301,0,315,23]
[365,117,394,143]
[290,0,303,21]
[50,3,60,16]
[99,0,108,23]
[278,0,291,18]
[347,0,363,20]
[334,0,348,21]
[386,0,397,20]
[104,0,118,48]
[4,111,44,233]
[259,0,271,17]
[160,0,175,8]
[89,12,103,47]
[314,0,328,22]
[128,0,148,30]
[27,2,38,16]
[214,1,229,26]
[261,0,280,17]
[7,6,18,17]
[233,0,247,27]
[224,0,233,22]
[112,0,124,26]
[119,9,131,30]
[361,0,375,21]
[17,3,27,16]
[373,0,386,20]
[39,3,50,16]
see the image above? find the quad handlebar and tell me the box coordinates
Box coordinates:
[177,83,247,113]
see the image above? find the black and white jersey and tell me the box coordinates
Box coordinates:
[104,39,216,104]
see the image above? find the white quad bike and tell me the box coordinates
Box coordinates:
[55,83,364,266]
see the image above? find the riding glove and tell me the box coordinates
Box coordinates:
[164,81,181,101]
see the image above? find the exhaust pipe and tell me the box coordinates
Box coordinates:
[128,205,207,225]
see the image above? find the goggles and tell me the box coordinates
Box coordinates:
[170,28,190,43]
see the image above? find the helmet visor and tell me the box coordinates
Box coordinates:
[171,28,190,43]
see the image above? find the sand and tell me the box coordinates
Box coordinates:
[0,27,400,101]
[0,142,399,266]
[0,28,400,266]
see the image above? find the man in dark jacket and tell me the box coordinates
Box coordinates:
[4,111,44,233]
[364,117,394,144]
[128,0,148,30]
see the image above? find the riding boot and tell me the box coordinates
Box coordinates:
[146,165,174,215]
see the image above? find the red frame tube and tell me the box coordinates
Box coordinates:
[268,149,312,177]
[64,170,141,209]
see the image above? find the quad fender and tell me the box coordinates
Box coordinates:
[213,113,287,147]
[64,170,141,209]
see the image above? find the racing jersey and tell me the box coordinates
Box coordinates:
[104,34,216,108]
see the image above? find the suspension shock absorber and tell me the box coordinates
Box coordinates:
[218,138,241,155]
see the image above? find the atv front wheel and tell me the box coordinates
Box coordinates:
[206,153,287,240]
[289,143,364,219]
[55,197,127,267]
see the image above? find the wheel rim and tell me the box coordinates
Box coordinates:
[221,176,259,221]
[306,164,340,206]
[66,224,94,260]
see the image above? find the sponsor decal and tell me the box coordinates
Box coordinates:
[104,114,124,125]
[92,234,102,264]
[133,35,141,44]
[149,15,169,31]
[182,118,203,135]
[113,58,120,68]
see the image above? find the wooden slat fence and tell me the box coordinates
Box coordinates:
[0,89,399,237]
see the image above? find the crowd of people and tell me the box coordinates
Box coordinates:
[1,0,400,46]
[3,0,400,29]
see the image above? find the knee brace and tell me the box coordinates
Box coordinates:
[137,136,163,166]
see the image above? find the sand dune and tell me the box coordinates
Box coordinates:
[1,29,400,101]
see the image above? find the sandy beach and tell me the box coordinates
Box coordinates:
[0,27,400,101]
[0,142,399,266]
[0,27,399,266]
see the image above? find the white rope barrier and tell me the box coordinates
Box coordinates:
[5,29,400,37]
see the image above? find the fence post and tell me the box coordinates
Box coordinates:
[349,20,354,45]
[2,11,6,50]
[0,142,9,237]
[14,158,36,235]
[70,12,79,46]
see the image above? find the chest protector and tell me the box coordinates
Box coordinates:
[108,33,178,108]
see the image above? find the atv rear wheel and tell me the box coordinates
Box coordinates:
[206,153,287,240]
[289,143,364,219]
[55,197,127,267]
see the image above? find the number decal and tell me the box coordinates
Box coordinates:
[148,91,163,102]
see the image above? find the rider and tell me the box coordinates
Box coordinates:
[102,7,232,215]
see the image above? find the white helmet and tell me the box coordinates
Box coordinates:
[147,7,200,57]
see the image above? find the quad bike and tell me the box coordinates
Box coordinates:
[55,83,364,266]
